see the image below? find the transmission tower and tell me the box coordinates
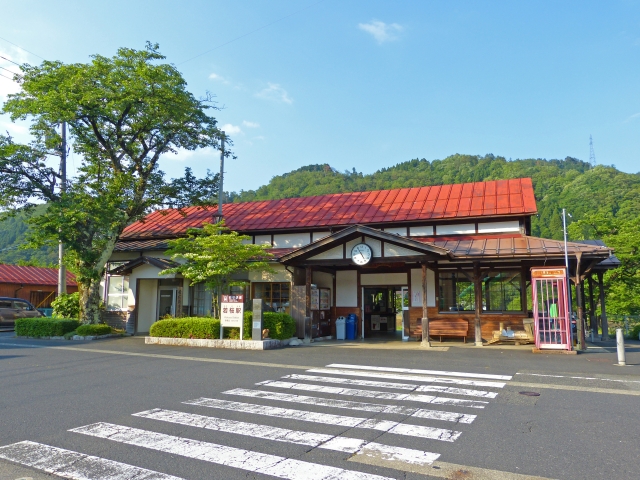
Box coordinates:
[589,135,596,166]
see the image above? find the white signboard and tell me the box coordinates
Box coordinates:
[220,294,244,327]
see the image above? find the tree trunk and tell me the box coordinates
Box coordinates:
[79,278,103,324]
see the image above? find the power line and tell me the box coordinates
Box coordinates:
[0,72,16,81]
[0,54,23,67]
[0,36,45,60]
[177,0,326,65]
[0,65,21,77]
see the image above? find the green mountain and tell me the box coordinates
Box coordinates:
[0,205,58,267]
[230,154,640,241]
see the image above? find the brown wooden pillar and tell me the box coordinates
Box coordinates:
[305,267,312,318]
[588,275,597,337]
[473,262,483,346]
[421,263,431,347]
[598,271,609,341]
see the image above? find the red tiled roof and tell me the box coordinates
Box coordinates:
[121,178,538,239]
[0,264,77,287]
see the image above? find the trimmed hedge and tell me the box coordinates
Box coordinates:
[150,317,221,339]
[75,324,112,336]
[242,311,296,340]
[149,313,296,341]
[15,318,80,337]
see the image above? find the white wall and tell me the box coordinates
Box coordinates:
[363,237,382,257]
[137,279,158,333]
[384,244,421,257]
[360,272,408,286]
[248,263,292,282]
[312,231,331,241]
[255,235,271,245]
[409,225,434,236]
[477,220,520,233]
[383,227,407,236]
[410,268,436,307]
[336,270,357,307]
[437,223,476,235]
[273,233,310,248]
[309,245,343,260]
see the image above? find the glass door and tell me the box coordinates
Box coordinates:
[157,288,177,319]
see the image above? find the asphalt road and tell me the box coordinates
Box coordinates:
[0,333,639,480]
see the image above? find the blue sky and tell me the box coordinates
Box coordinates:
[1,1,639,193]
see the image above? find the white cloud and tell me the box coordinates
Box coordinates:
[208,72,230,85]
[358,20,403,44]
[242,120,260,128]
[256,83,293,104]
[221,123,242,135]
[166,146,219,163]
[0,122,28,135]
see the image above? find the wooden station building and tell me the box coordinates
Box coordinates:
[107,177,616,345]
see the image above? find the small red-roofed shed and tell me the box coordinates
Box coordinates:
[0,264,77,309]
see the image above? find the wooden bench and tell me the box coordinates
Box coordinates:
[428,318,469,343]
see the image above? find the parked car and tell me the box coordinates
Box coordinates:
[0,297,43,329]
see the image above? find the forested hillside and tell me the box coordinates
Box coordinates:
[230,154,639,242]
[3,154,639,313]
[0,205,58,267]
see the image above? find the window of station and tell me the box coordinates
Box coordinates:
[252,282,290,314]
[439,271,475,312]
[482,271,524,312]
[107,276,129,311]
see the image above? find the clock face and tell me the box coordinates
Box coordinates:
[351,243,372,265]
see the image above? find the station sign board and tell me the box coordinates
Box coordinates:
[220,294,244,327]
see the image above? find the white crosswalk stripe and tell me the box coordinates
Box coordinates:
[236,384,490,408]
[135,408,442,463]
[282,373,500,398]
[307,368,507,388]
[0,441,183,480]
[326,364,513,381]
[0,363,511,479]
[256,380,497,402]
[70,422,395,480]
[185,397,477,426]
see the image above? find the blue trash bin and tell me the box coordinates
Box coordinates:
[346,315,357,340]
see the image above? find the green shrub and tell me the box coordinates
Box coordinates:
[75,324,112,336]
[150,317,221,339]
[15,318,80,337]
[51,292,80,319]
[242,311,296,340]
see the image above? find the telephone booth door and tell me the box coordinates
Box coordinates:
[531,268,571,350]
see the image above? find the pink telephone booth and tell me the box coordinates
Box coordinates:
[531,268,572,351]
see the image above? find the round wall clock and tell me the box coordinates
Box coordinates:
[351,243,373,265]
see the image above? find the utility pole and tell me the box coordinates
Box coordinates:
[218,135,224,221]
[58,122,67,295]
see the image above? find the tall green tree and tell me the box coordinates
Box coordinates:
[0,43,226,323]
[160,222,274,317]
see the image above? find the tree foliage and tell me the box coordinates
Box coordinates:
[161,221,274,317]
[0,43,225,323]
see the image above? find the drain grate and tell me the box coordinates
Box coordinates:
[519,391,540,396]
